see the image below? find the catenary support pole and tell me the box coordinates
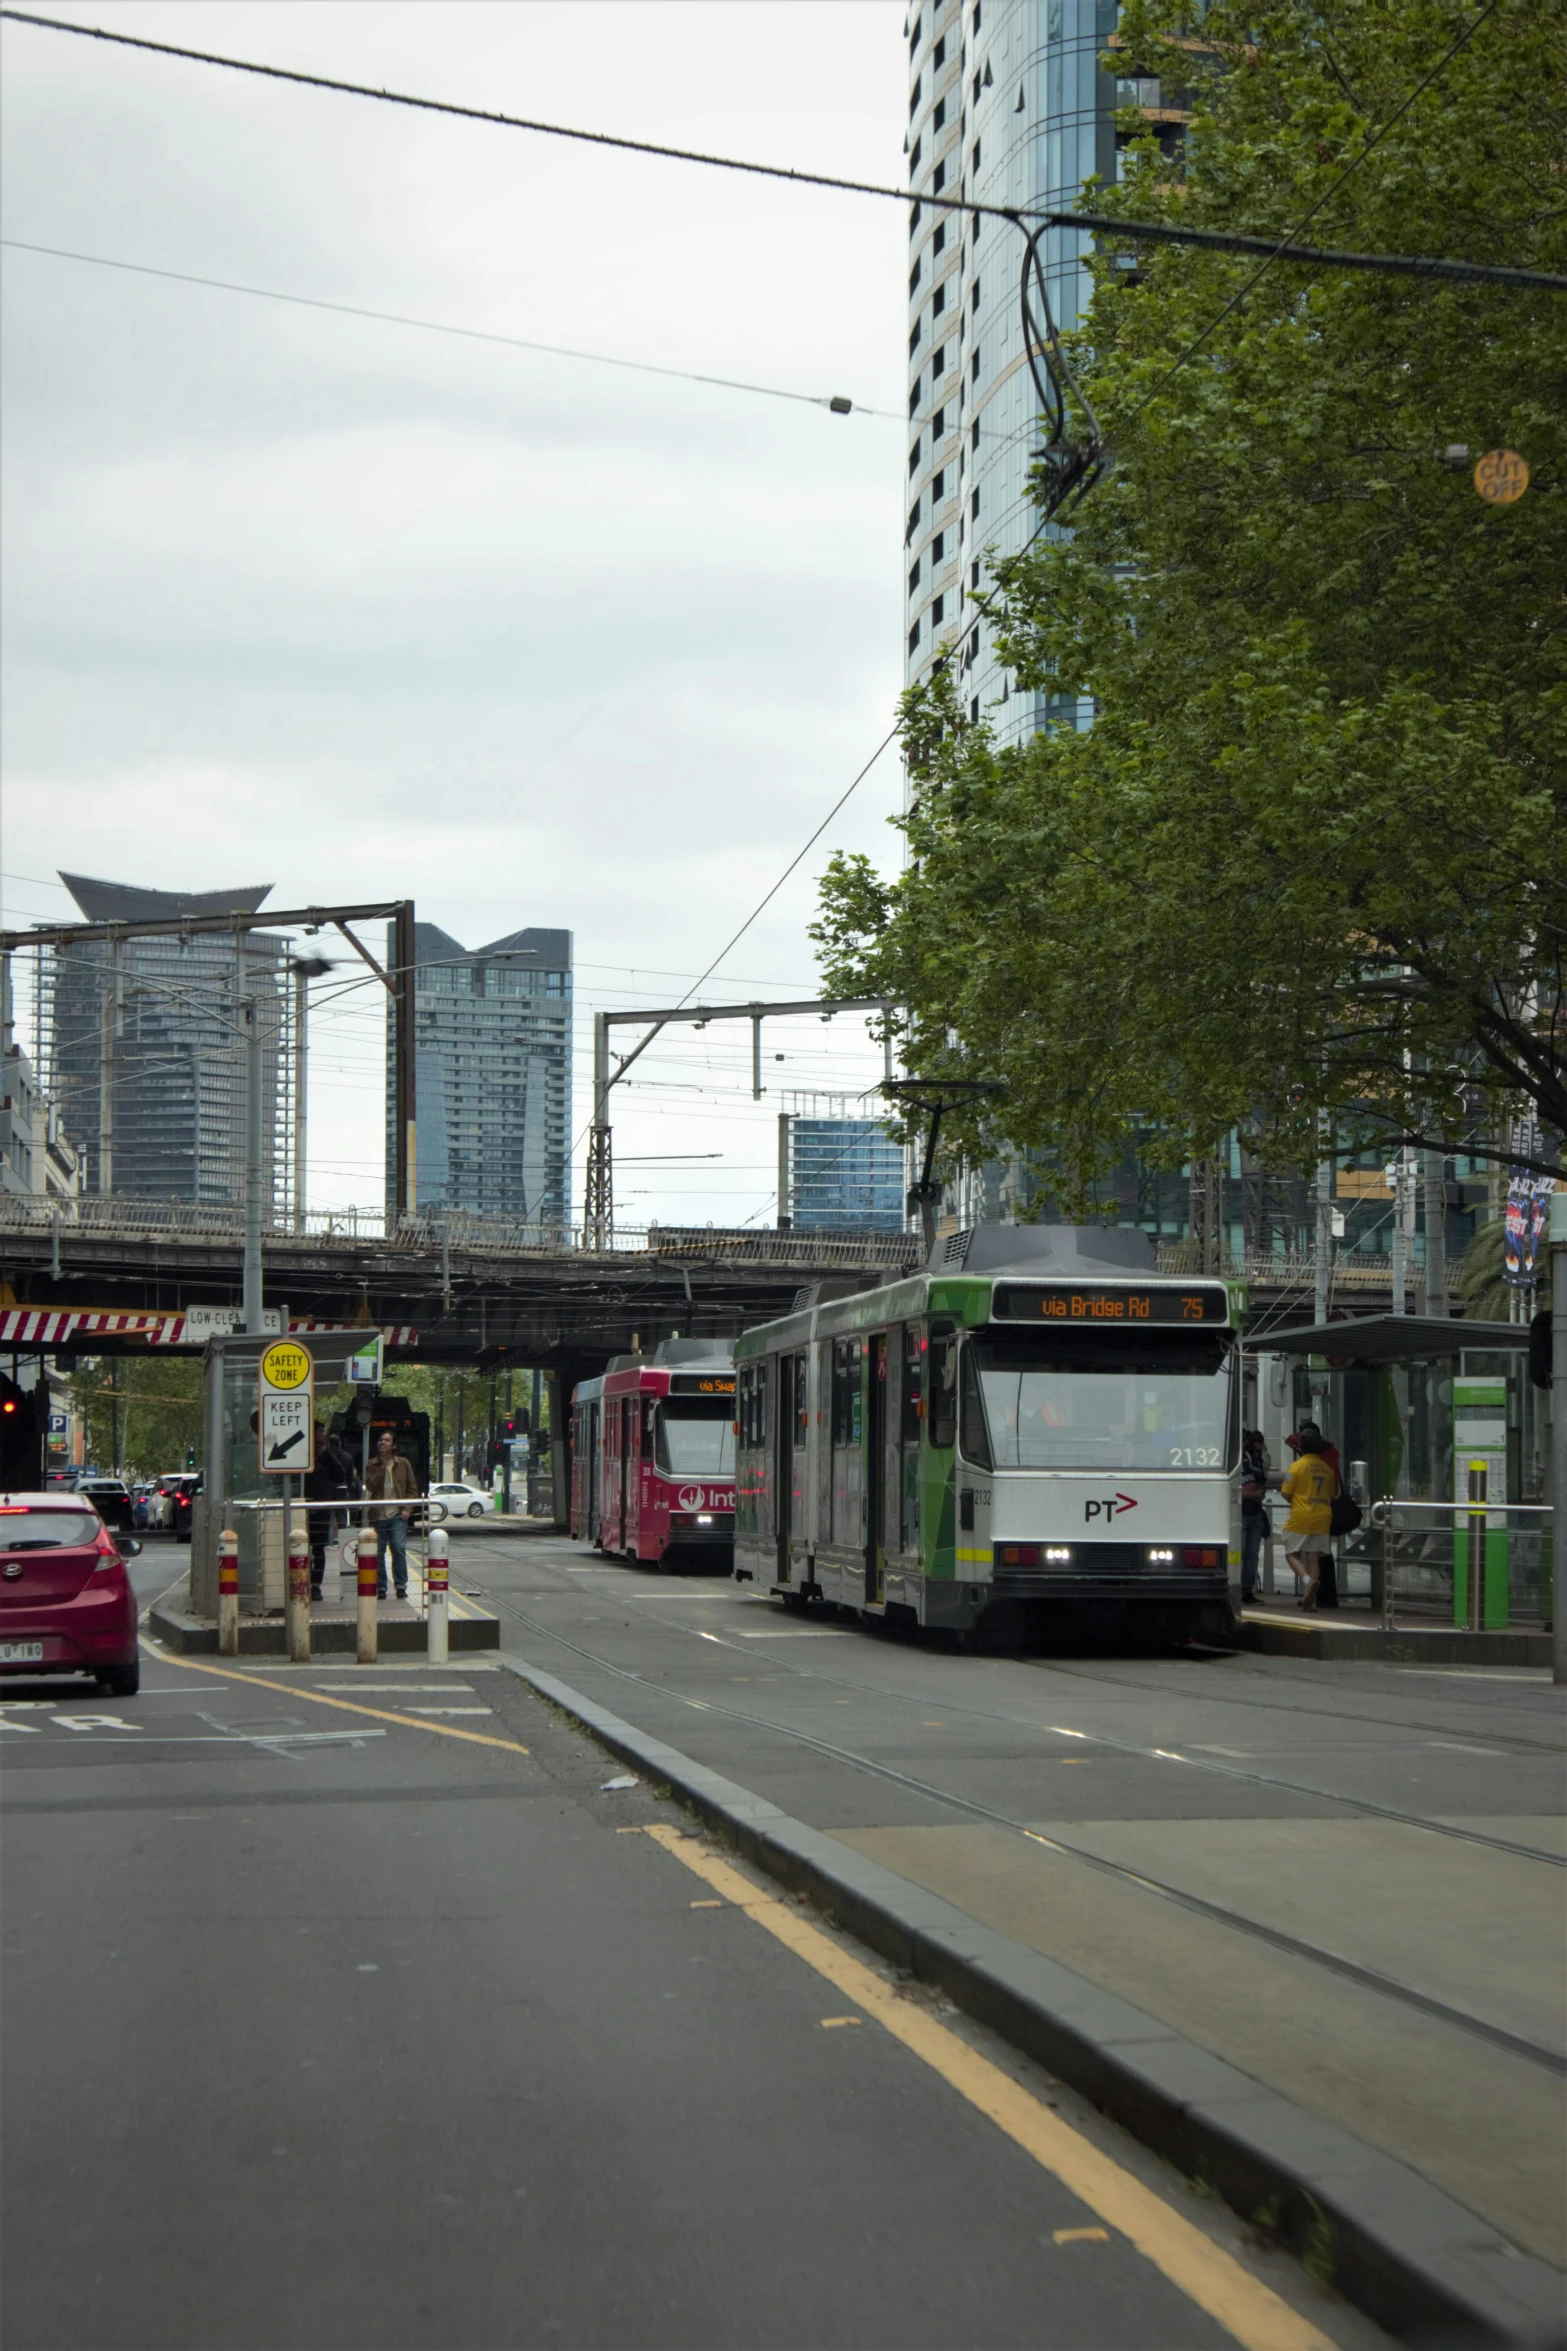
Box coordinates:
[293,961,309,1233]
[1423,1149,1447,1316]
[1550,1192,1567,1687]
[241,992,265,1333]
[357,1525,379,1664]
[426,1524,449,1667]
[286,1493,311,1662]
[1313,1123,1333,1327]
[217,1527,239,1656]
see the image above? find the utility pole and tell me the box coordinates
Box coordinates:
[293,959,310,1233]
[392,899,417,1224]
[98,934,123,1196]
[241,993,265,1333]
[1313,1121,1334,1326]
[585,1011,613,1250]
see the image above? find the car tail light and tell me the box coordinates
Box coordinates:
[1180,1545,1223,1569]
[92,1524,125,1574]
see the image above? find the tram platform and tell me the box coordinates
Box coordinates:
[148,1565,501,1655]
[1234,1603,1553,1669]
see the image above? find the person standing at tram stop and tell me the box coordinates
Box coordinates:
[365,1427,419,1602]
[1240,1429,1270,1606]
[1280,1426,1339,1611]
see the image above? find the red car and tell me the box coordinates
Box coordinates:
[0,1491,141,1696]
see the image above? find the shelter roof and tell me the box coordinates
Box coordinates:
[1257,1314,1527,1361]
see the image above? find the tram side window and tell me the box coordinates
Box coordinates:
[641,1400,655,1460]
[793,1355,809,1445]
[832,1339,863,1447]
[901,1328,923,1443]
[929,1334,958,1449]
[739,1364,763,1448]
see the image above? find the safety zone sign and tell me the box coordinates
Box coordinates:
[259,1339,314,1474]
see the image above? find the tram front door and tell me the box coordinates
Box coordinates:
[865,1333,886,1605]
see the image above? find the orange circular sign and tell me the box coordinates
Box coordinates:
[1473,448,1529,505]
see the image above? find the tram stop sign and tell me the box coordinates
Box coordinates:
[258,1338,315,1475]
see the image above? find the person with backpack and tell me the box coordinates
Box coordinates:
[1280,1427,1338,1610]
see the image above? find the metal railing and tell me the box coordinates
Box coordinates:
[1365,1496,1553,1631]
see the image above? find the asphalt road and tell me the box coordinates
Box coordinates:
[0,1549,1373,2351]
[451,1531,1567,2274]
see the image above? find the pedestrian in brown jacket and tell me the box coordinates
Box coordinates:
[364,1429,419,1600]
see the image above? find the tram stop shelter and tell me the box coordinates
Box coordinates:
[1254,1314,1551,1631]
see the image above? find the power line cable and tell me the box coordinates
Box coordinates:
[0,236,898,418]
[3,10,1560,291]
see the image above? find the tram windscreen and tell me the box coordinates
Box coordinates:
[655,1399,736,1477]
[961,1333,1233,1473]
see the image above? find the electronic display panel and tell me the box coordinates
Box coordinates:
[668,1373,736,1395]
[991,1284,1229,1327]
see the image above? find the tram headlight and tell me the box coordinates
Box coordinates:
[1043,1546,1072,1565]
[1148,1547,1177,1564]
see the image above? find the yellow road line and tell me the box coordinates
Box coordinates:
[643,1825,1338,2351]
[143,1645,529,1755]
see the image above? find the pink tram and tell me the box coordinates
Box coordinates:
[570,1338,737,1568]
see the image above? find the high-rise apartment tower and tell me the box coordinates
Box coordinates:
[389,923,572,1228]
[904,0,1127,740]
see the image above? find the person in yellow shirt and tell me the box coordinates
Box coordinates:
[1280,1429,1339,1609]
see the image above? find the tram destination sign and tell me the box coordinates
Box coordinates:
[669,1373,736,1395]
[992,1283,1229,1326]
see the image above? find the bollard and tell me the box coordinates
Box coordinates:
[357,1526,379,1664]
[426,1524,449,1668]
[217,1528,240,1656]
[287,1516,312,1663]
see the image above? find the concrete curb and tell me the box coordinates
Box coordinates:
[148,1600,499,1654]
[506,1655,1564,2351]
[1236,1619,1552,1668]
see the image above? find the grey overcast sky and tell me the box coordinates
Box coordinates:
[0,0,909,1224]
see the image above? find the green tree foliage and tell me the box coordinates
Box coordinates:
[70,1357,201,1479]
[815,0,1565,1208]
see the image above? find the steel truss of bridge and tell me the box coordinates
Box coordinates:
[0,1195,1396,1379]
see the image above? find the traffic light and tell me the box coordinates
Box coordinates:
[0,1374,45,1492]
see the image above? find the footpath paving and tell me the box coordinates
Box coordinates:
[457,1533,1567,2346]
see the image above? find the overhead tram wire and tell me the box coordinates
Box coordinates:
[0,239,898,420]
[3,11,1562,294]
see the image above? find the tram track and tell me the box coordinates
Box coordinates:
[1020,1651,1567,1757]
[513,1572,1565,1869]
[486,1579,1566,2081]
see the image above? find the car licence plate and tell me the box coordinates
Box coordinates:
[1,1641,45,1664]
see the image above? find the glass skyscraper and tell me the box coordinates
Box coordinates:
[390,922,572,1229]
[904,0,1119,741]
[40,874,290,1207]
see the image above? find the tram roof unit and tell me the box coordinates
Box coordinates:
[733,1226,1243,1359]
[602,1334,737,1397]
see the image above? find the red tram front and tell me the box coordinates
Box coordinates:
[575,1339,736,1568]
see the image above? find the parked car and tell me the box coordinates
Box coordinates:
[428,1480,496,1519]
[76,1477,134,1533]
[157,1474,199,1535]
[0,1491,142,1695]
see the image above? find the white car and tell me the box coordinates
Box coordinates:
[429,1481,497,1519]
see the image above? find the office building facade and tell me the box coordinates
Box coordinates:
[778,1094,906,1233]
[390,923,572,1228]
[38,875,290,1208]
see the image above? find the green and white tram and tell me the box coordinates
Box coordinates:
[734,1227,1246,1644]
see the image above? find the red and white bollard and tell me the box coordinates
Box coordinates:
[357,1526,379,1664]
[217,1528,240,1656]
[287,1513,312,1663]
[426,1524,449,1668]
